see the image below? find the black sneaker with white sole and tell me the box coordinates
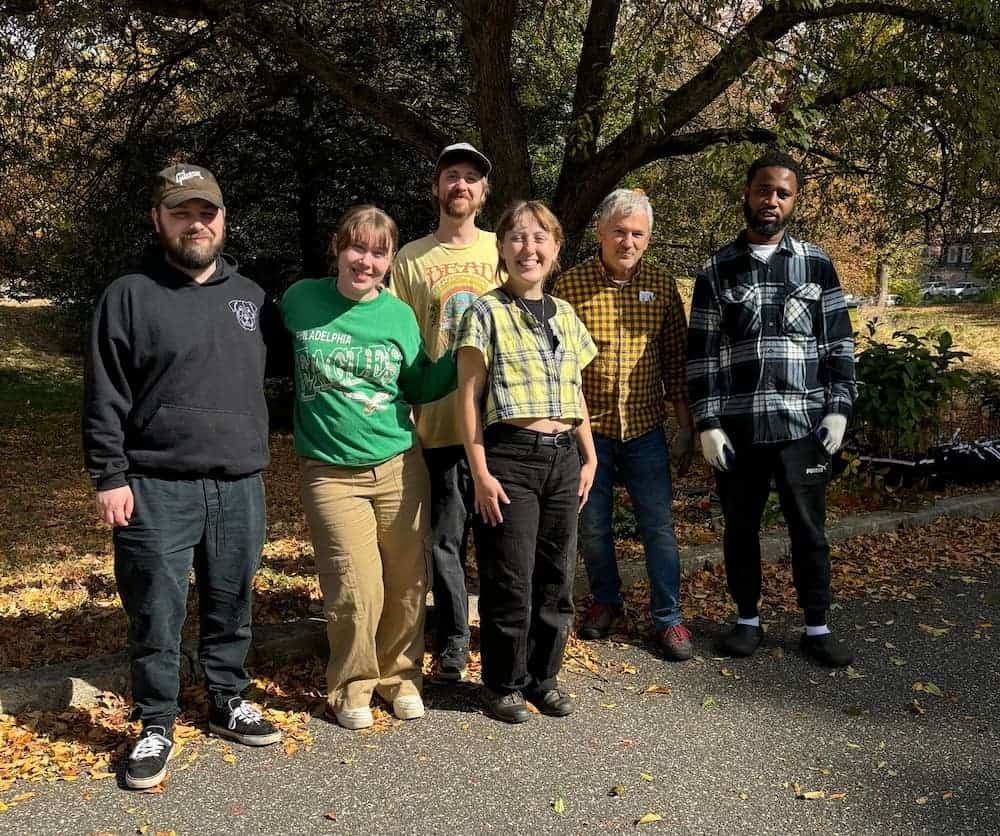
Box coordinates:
[125,725,175,790]
[209,697,282,746]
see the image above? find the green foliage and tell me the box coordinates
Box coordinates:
[972,248,1000,286]
[612,488,638,540]
[760,493,784,529]
[3,0,1000,322]
[889,278,922,307]
[967,370,1000,420]
[975,285,1000,304]
[852,320,971,455]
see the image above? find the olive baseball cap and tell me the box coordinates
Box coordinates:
[435,142,491,176]
[153,163,225,209]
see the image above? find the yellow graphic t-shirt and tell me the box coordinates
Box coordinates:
[390,231,499,448]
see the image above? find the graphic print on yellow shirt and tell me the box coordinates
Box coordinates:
[391,231,499,448]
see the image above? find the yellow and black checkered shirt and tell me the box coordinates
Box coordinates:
[552,255,688,440]
[454,288,597,428]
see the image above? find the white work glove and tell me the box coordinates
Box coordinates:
[699,428,735,472]
[673,427,695,476]
[816,414,847,455]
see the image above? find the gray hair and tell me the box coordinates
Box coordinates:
[597,189,654,231]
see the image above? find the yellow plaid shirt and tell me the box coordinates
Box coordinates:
[454,288,597,428]
[552,255,688,440]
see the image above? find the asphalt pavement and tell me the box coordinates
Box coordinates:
[2,562,997,836]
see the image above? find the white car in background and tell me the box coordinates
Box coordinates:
[948,281,984,300]
[921,281,949,300]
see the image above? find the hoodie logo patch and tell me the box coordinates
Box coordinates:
[229,300,258,332]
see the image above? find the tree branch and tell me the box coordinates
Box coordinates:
[555,0,998,234]
[241,17,448,159]
[563,0,622,163]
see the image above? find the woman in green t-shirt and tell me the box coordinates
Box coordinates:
[281,206,456,730]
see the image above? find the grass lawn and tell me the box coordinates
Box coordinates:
[852,302,1000,372]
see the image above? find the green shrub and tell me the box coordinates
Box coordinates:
[974,285,1000,304]
[967,370,1000,420]
[852,320,970,455]
[889,278,922,306]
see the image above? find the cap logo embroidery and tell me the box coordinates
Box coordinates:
[229,300,258,331]
[175,169,205,185]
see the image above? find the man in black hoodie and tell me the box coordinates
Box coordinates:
[83,164,281,790]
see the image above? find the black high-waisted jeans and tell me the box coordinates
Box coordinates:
[474,424,580,694]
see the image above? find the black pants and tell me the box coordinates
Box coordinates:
[422,445,478,653]
[716,434,832,625]
[473,426,579,694]
[113,474,266,726]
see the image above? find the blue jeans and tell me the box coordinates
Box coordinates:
[578,427,682,629]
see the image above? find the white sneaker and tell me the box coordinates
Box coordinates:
[335,706,374,730]
[393,694,425,720]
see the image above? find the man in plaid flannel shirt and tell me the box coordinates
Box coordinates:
[552,189,696,661]
[686,152,857,667]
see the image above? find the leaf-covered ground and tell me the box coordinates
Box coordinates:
[1,303,992,673]
[2,514,997,798]
[1,302,998,801]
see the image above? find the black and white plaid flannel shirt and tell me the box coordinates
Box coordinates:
[686,231,856,446]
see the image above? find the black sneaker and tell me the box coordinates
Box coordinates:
[526,688,574,717]
[801,632,854,668]
[209,697,282,746]
[480,686,531,724]
[435,641,469,681]
[125,725,174,790]
[721,623,763,657]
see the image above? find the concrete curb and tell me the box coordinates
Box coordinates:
[3,491,998,715]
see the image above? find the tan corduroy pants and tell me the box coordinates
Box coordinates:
[301,447,430,712]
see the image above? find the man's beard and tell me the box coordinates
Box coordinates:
[162,228,225,270]
[743,201,788,237]
[440,193,481,219]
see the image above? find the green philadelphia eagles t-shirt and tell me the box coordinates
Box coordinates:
[281,278,456,466]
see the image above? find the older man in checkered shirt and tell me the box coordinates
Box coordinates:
[687,152,857,668]
[552,189,696,661]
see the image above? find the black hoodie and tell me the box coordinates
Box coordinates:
[83,251,273,490]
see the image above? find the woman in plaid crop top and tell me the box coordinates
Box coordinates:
[454,200,597,723]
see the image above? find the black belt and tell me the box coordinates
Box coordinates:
[485,423,577,449]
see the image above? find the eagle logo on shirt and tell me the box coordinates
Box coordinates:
[229,300,258,332]
[344,390,392,416]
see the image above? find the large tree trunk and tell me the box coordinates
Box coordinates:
[876,256,890,305]
[295,87,325,277]
[462,0,532,218]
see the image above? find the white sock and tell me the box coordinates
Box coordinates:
[805,624,831,637]
[737,616,760,628]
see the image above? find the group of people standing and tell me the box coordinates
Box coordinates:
[82,143,856,790]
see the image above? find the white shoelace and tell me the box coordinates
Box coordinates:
[131,731,171,761]
[228,700,263,730]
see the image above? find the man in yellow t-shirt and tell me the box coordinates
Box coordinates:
[390,142,500,680]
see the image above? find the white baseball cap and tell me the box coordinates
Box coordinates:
[435,142,492,176]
